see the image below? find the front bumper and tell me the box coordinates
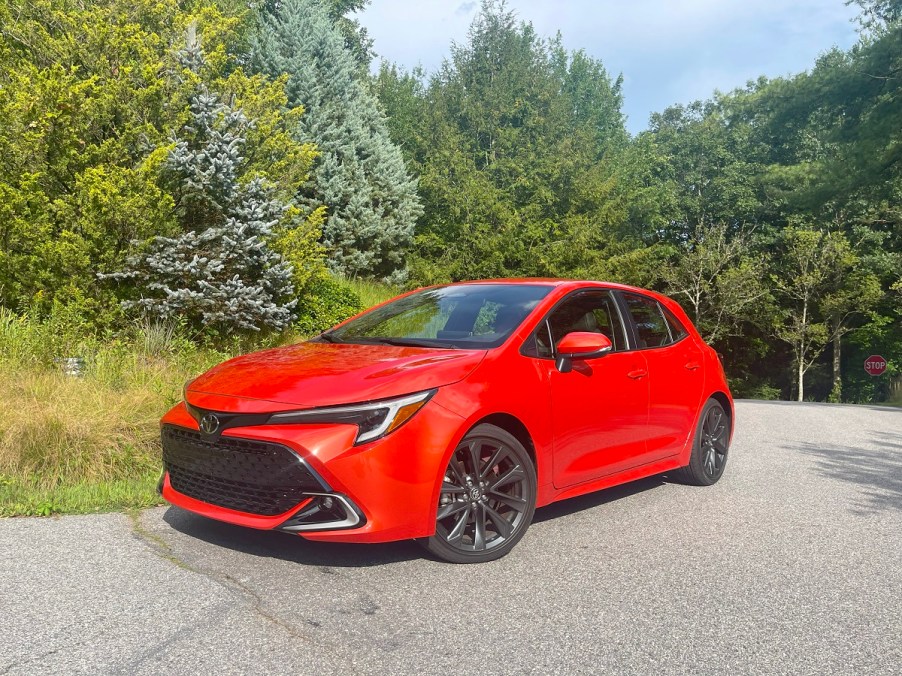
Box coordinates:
[159,397,465,543]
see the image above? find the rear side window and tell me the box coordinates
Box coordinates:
[623,293,677,349]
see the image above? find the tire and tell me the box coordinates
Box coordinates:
[420,423,537,564]
[671,398,730,486]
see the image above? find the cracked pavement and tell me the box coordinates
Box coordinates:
[1,400,901,674]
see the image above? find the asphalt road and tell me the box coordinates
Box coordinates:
[2,400,901,675]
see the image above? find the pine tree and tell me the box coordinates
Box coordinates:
[251,0,421,282]
[108,40,297,332]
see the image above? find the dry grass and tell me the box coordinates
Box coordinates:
[0,368,163,488]
[0,308,229,515]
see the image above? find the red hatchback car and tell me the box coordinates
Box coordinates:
[160,280,733,563]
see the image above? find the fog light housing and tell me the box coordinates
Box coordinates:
[278,493,364,532]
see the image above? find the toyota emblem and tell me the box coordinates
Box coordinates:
[199,413,220,435]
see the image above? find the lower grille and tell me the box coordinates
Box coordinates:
[161,424,324,516]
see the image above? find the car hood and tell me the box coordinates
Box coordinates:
[186,342,487,412]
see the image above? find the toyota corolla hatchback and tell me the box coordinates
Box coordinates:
[160,279,733,563]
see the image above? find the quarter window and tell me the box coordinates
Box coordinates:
[662,307,688,341]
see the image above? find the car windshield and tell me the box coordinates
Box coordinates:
[322,284,554,349]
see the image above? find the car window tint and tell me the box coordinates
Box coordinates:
[662,307,687,340]
[537,291,627,357]
[330,284,553,349]
[623,293,672,348]
[531,320,554,357]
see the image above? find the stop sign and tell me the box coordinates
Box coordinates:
[864,355,887,376]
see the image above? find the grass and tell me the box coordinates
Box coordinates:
[341,275,400,309]
[0,308,230,517]
[0,276,398,517]
[0,473,164,517]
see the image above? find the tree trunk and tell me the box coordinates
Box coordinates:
[798,297,808,402]
[890,375,902,404]
[830,330,842,403]
[798,358,804,402]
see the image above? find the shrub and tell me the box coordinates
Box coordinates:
[295,275,364,335]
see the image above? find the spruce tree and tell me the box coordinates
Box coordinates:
[108,40,297,332]
[251,0,421,282]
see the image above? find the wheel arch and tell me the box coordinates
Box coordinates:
[708,390,734,440]
[424,409,544,533]
[471,412,540,483]
[678,390,734,467]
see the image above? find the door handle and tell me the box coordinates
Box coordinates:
[684,362,700,371]
[627,369,647,379]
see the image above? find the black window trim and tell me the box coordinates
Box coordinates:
[661,304,689,342]
[615,290,690,352]
[519,286,634,359]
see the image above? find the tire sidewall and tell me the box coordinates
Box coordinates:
[688,399,729,486]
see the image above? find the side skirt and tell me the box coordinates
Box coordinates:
[536,454,683,507]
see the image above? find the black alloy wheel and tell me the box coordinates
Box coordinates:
[673,398,730,486]
[422,423,536,564]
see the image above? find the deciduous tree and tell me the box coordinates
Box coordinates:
[664,223,771,344]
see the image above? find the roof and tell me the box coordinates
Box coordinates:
[446,277,651,294]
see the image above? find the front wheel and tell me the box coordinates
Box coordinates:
[672,398,730,486]
[421,424,536,564]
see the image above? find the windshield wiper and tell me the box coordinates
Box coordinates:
[355,337,459,349]
[314,332,343,344]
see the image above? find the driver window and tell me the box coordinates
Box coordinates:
[535,291,627,358]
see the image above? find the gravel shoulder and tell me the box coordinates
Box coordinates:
[1,400,900,675]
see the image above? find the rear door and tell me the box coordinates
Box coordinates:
[619,292,706,461]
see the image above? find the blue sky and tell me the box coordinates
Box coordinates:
[354,0,861,134]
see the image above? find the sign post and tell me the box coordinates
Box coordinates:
[864,355,887,377]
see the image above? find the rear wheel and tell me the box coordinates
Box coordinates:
[672,398,730,486]
[421,424,536,564]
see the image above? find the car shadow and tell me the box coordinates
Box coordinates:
[533,475,667,523]
[162,474,673,565]
[162,507,423,567]
[791,432,902,514]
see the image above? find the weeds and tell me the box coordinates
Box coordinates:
[0,310,224,515]
[341,276,400,310]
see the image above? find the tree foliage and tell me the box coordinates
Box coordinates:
[0,0,323,329]
[373,0,643,285]
[663,223,771,344]
[251,0,420,282]
[108,39,304,333]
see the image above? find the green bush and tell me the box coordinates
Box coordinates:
[294,275,365,335]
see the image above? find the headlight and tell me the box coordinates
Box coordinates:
[268,389,436,445]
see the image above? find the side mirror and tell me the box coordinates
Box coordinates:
[555,332,613,373]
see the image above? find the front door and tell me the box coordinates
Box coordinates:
[530,290,651,489]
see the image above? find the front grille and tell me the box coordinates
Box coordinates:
[161,424,323,516]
